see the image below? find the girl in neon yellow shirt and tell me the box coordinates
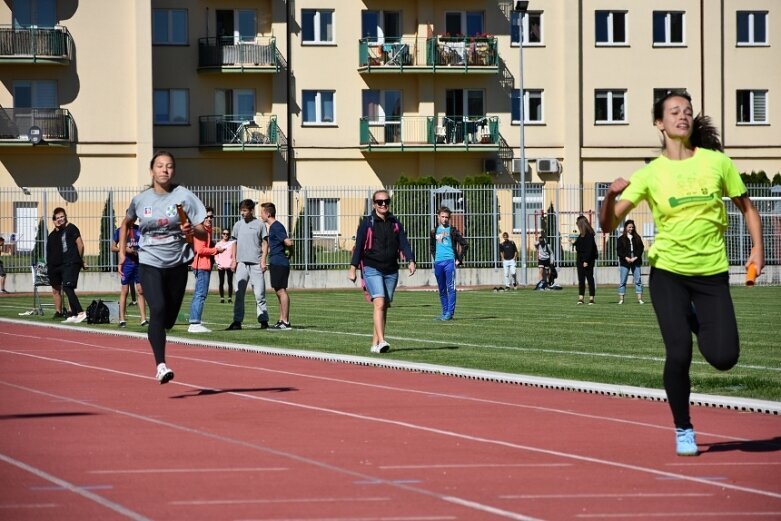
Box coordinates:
[600,91,764,457]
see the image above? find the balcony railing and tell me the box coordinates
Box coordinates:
[0,108,75,144]
[360,115,500,151]
[199,114,280,149]
[198,36,279,72]
[358,36,498,73]
[0,25,73,63]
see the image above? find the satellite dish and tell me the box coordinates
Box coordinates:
[28,126,43,145]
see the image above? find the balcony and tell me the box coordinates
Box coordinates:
[358,36,498,74]
[0,25,73,64]
[199,114,281,150]
[0,108,75,145]
[360,115,500,152]
[198,36,279,73]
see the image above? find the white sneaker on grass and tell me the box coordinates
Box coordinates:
[66,311,87,323]
[156,363,174,384]
[371,341,390,353]
[188,323,211,333]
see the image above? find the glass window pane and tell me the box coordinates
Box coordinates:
[153,90,169,123]
[755,13,766,43]
[529,92,542,122]
[512,90,521,122]
[37,0,57,27]
[361,11,378,40]
[511,12,520,44]
[385,90,401,119]
[322,92,334,122]
[324,199,338,231]
[652,12,665,43]
[670,13,683,42]
[362,90,379,120]
[13,0,32,28]
[736,91,750,122]
[612,94,625,121]
[595,12,608,43]
[153,10,169,43]
[302,11,315,42]
[238,10,256,41]
[236,92,255,119]
[595,92,607,121]
[171,10,187,44]
[35,80,57,107]
[320,11,333,42]
[466,12,483,36]
[171,90,188,123]
[445,12,461,36]
[736,12,748,43]
[614,13,626,42]
[467,91,484,117]
[14,82,33,108]
[384,12,401,39]
[528,14,542,43]
[303,91,316,122]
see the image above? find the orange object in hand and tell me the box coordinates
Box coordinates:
[175,204,193,244]
[746,264,757,286]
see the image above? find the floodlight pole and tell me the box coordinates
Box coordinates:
[515,1,529,286]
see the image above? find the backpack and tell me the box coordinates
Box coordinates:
[86,299,110,324]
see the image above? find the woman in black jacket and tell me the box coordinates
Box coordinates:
[616,219,645,304]
[574,215,598,304]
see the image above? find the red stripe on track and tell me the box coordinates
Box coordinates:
[1,322,779,520]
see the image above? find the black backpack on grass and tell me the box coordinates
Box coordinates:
[86,299,110,324]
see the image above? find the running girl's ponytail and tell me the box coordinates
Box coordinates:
[690,114,723,152]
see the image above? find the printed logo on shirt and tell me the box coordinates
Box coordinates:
[165,205,177,218]
[143,207,153,217]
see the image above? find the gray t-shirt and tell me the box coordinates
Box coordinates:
[126,185,207,268]
[231,216,268,263]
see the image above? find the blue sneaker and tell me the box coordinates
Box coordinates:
[434,314,452,321]
[675,428,698,456]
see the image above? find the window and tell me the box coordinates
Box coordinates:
[737,11,767,45]
[737,90,768,124]
[13,80,57,108]
[512,89,544,124]
[153,9,188,45]
[12,0,56,28]
[595,11,627,45]
[653,88,687,105]
[216,9,256,44]
[303,90,335,124]
[215,89,255,119]
[513,183,544,232]
[302,9,334,44]
[361,10,401,43]
[362,90,401,122]
[653,11,685,46]
[595,90,626,123]
[444,11,484,37]
[306,198,339,234]
[511,11,543,45]
[154,89,188,124]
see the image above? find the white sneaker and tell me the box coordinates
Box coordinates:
[188,323,211,333]
[372,340,390,353]
[638,299,645,305]
[156,363,174,384]
[66,311,87,323]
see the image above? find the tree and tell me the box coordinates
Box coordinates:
[98,196,116,271]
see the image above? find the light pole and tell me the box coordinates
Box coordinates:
[514,1,529,285]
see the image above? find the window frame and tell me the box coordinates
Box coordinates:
[13,79,58,108]
[511,11,544,46]
[512,89,544,125]
[361,10,401,44]
[302,9,335,45]
[512,183,544,233]
[737,11,768,46]
[306,198,340,235]
[302,90,336,126]
[652,11,685,47]
[595,89,627,124]
[736,90,768,125]
[595,10,628,46]
[153,88,189,125]
[152,8,188,46]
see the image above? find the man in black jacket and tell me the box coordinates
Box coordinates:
[47,208,87,322]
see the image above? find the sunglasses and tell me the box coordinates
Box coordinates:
[205,215,214,218]
[221,232,230,235]
[374,199,391,206]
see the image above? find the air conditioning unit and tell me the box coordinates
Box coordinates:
[483,158,498,174]
[537,158,560,174]
[511,158,529,174]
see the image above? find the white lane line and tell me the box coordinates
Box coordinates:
[89,467,287,474]
[381,463,572,469]
[171,497,390,506]
[575,512,781,518]
[500,493,713,499]
[0,453,150,521]
[1,381,543,521]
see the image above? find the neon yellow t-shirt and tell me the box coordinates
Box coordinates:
[621,147,746,276]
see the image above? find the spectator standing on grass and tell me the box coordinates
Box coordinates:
[0,236,8,293]
[574,215,598,305]
[215,228,235,304]
[118,150,207,384]
[616,219,645,304]
[111,222,148,327]
[599,91,764,456]
[498,232,518,289]
[534,234,552,290]
[348,190,416,353]
[47,208,87,322]
[187,207,224,333]
[261,202,294,330]
[429,206,468,321]
[226,199,269,331]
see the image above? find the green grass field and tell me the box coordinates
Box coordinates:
[1,285,779,401]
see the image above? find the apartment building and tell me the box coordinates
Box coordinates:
[1,0,779,190]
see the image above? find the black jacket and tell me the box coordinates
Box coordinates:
[429,226,468,264]
[350,212,415,274]
[575,233,598,265]
[616,234,644,267]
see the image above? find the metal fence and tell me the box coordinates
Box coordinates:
[1,184,778,273]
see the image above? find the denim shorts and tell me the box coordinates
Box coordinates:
[362,265,399,302]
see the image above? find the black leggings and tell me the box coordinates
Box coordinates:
[139,264,189,366]
[649,268,739,430]
[218,269,233,299]
[577,263,595,297]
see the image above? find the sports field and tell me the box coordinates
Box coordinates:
[1,285,779,402]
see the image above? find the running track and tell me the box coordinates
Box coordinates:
[1,320,779,521]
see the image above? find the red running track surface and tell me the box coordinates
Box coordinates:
[1,321,780,521]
